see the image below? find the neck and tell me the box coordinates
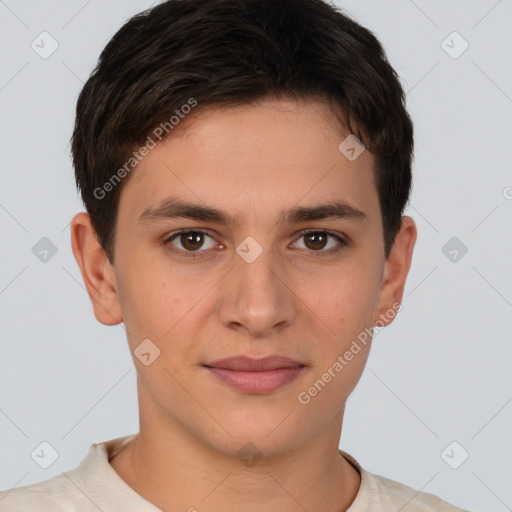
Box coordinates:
[110,412,361,511]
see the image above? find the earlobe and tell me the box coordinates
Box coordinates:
[70,212,123,326]
[374,216,417,327]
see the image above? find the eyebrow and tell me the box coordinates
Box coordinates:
[138,197,368,225]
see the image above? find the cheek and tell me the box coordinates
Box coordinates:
[301,260,381,333]
[120,269,216,368]
[295,343,371,424]
[114,259,179,343]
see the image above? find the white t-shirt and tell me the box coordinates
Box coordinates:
[0,435,470,511]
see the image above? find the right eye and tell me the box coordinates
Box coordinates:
[163,229,222,258]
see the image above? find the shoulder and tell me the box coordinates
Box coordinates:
[0,470,90,511]
[339,450,470,512]
[0,435,137,512]
[365,471,471,511]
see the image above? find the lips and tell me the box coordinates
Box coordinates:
[204,356,305,394]
[205,355,304,371]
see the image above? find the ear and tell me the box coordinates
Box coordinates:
[70,212,123,326]
[374,216,417,326]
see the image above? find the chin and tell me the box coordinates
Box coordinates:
[212,415,311,459]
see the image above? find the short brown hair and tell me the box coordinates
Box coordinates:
[71,0,413,263]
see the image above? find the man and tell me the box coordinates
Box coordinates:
[0,0,470,510]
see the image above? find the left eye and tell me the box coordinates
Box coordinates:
[293,230,345,252]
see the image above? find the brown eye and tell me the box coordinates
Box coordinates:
[164,230,217,257]
[294,230,347,255]
[180,232,205,251]
[304,232,328,251]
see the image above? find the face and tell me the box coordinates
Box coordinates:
[72,97,416,460]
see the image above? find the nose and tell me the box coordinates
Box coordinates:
[217,241,298,338]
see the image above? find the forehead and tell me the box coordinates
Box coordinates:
[119,98,379,225]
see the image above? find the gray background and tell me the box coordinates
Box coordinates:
[1,1,511,511]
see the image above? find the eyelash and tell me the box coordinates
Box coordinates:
[162,229,348,259]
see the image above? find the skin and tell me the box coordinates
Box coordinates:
[71,97,416,512]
